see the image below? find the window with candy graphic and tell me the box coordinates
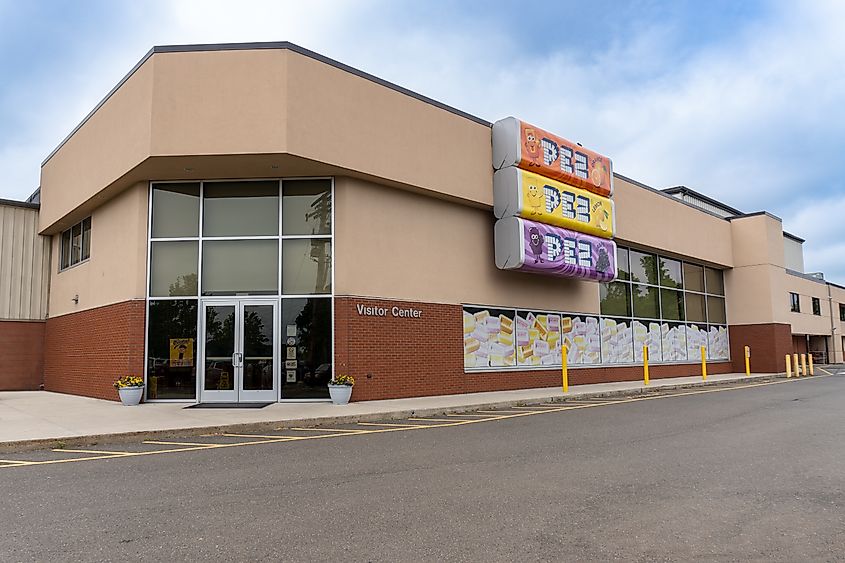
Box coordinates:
[463,309,728,371]
[463,307,516,368]
[513,312,600,367]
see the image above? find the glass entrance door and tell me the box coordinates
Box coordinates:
[200,300,278,403]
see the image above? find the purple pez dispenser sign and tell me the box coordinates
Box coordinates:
[494,217,617,282]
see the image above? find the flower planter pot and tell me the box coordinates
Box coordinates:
[118,386,144,406]
[328,384,353,405]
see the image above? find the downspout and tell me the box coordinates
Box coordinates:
[828,282,836,363]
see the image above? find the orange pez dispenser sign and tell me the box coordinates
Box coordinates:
[492,117,613,198]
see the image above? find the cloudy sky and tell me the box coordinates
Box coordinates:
[1,0,843,279]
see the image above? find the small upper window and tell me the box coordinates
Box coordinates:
[840,303,845,322]
[789,292,800,313]
[812,297,821,316]
[60,217,91,270]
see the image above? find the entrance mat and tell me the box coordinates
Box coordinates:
[184,402,273,409]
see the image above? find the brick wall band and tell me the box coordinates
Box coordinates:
[727,323,792,374]
[335,297,733,402]
[0,320,45,390]
[43,300,146,401]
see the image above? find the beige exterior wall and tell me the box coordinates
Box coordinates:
[334,176,600,313]
[0,203,50,320]
[40,62,154,232]
[784,273,834,336]
[783,237,804,273]
[40,47,491,235]
[48,183,148,318]
[724,213,791,326]
[614,177,733,267]
[149,50,287,157]
[285,52,492,206]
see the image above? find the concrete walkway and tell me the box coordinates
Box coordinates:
[0,372,781,449]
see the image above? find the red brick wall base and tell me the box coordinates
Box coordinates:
[0,320,45,390]
[44,300,146,401]
[728,323,792,374]
[335,297,733,402]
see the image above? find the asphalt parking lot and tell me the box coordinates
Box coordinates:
[2,372,844,561]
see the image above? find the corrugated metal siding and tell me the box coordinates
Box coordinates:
[0,204,50,320]
[676,194,733,218]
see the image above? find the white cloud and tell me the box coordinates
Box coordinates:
[1,0,844,282]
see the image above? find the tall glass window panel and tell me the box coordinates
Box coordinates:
[600,318,634,364]
[204,305,235,391]
[660,289,685,321]
[633,320,662,362]
[60,230,71,269]
[685,293,707,323]
[202,240,279,295]
[282,179,332,235]
[632,284,659,319]
[683,263,705,292]
[659,257,683,288]
[708,326,729,360]
[705,267,725,295]
[146,300,198,399]
[81,217,91,261]
[203,181,279,237]
[242,304,275,391]
[615,247,630,281]
[149,241,199,297]
[707,296,727,324]
[600,281,631,317]
[661,322,688,362]
[686,324,708,359]
[282,239,332,295]
[151,183,200,238]
[71,223,82,264]
[630,251,657,285]
[281,298,332,399]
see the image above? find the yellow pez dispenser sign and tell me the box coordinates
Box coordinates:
[494,167,615,239]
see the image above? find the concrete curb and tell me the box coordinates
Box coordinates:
[0,374,792,454]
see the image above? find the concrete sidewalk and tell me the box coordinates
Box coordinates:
[0,372,780,450]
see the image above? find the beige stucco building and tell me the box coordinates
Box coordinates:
[0,42,841,401]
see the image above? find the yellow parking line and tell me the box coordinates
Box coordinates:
[509,405,562,410]
[473,410,541,414]
[0,375,828,471]
[287,427,367,433]
[144,440,226,447]
[220,433,301,440]
[407,417,473,422]
[357,422,427,428]
[53,449,133,456]
[445,413,499,417]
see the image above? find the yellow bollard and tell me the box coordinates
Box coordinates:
[643,346,650,386]
[793,353,800,377]
[809,354,814,376]
[561,344,569,393]
[744,346,751,377]
[801,354,807,378]
[786,354,792,378]
[701,346,707,381]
